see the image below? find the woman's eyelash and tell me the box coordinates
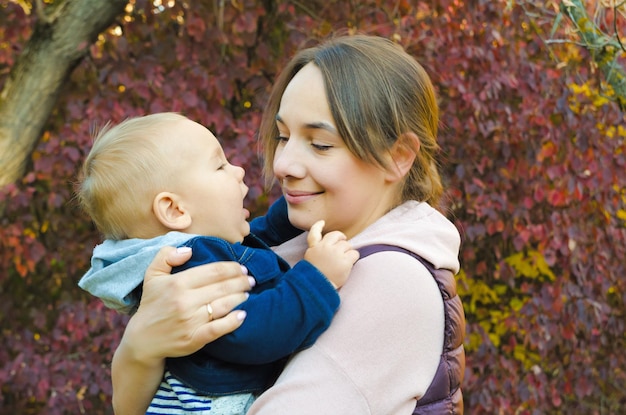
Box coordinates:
[273,135,331,150]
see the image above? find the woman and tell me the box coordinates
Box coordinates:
[112,34,465,414]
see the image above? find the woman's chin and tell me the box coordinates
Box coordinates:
[287,215,314,232]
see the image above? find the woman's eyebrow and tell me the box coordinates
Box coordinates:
[305,121,338,134]
[275,114,338,134]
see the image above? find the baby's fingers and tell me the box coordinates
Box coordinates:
[307,220,325,247]
[333,240,359,262]
[319,230,348,245]
[346,247,360,264]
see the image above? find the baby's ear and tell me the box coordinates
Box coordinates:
[386,132,420,182]
[153,192,192,230]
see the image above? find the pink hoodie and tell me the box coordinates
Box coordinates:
[248,200,461,415]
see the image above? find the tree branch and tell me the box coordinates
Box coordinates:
[561,0,626,111]
[0,0,128,188]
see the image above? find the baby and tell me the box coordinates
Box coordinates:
[77,112,358,414]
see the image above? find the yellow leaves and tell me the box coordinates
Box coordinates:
[465,331,483,351]
[592,94,610,107]
[457,269,520,350]
[510,297,525,312]
[13,0,32,15]
[563,42,582,64]
[76,385,87,401]
[23,221,49,236]
[514,344,540,370]
[601,124,616,138]
[568,80,614,114]
[457,269,500,313]
[569,82,591,97]
[505,250,556,282]
[596,122,626,144]
[484,309,508,348]
[459,251,556,357]
[617,209,626,222]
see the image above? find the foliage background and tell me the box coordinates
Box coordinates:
[1,0,625,413]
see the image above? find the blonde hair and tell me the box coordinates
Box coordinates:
[259,35,443,206]
[78,112,187,240]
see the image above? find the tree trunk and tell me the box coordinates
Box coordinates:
[0,0,127,188]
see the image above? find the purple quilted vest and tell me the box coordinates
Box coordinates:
[358,245,465,415]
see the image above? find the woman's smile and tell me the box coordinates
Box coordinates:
[282,188,324,204]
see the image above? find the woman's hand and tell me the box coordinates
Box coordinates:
[129,245,251,359]
[112,246,252,415]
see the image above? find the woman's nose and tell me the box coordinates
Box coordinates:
[273,141,306,180]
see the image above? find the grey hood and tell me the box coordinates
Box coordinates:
[78,232,194,314]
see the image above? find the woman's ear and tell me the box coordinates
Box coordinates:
[386,132,420,182]
[152,192,192,231]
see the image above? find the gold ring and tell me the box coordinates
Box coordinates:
[206,303,214,321]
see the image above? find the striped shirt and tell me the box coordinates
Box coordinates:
[147,371,255,415]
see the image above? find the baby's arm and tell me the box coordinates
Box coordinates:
[182,226,357,364]
[174,227,357,364]
[304,220,360,289]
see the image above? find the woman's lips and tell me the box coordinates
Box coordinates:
[283,190,323,205]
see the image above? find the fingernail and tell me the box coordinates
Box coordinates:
[176,247,192,254]
[237,310,247,321]
[240,265,248,275]
[248,276,256,288]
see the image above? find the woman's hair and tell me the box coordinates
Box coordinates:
[259,34,443,206]
[77,112,185,240]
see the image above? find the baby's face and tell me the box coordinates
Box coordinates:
[167,119,250,242]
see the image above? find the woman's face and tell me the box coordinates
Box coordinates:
[273,63,397,239]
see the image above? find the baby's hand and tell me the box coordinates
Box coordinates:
[304,220,359,289]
